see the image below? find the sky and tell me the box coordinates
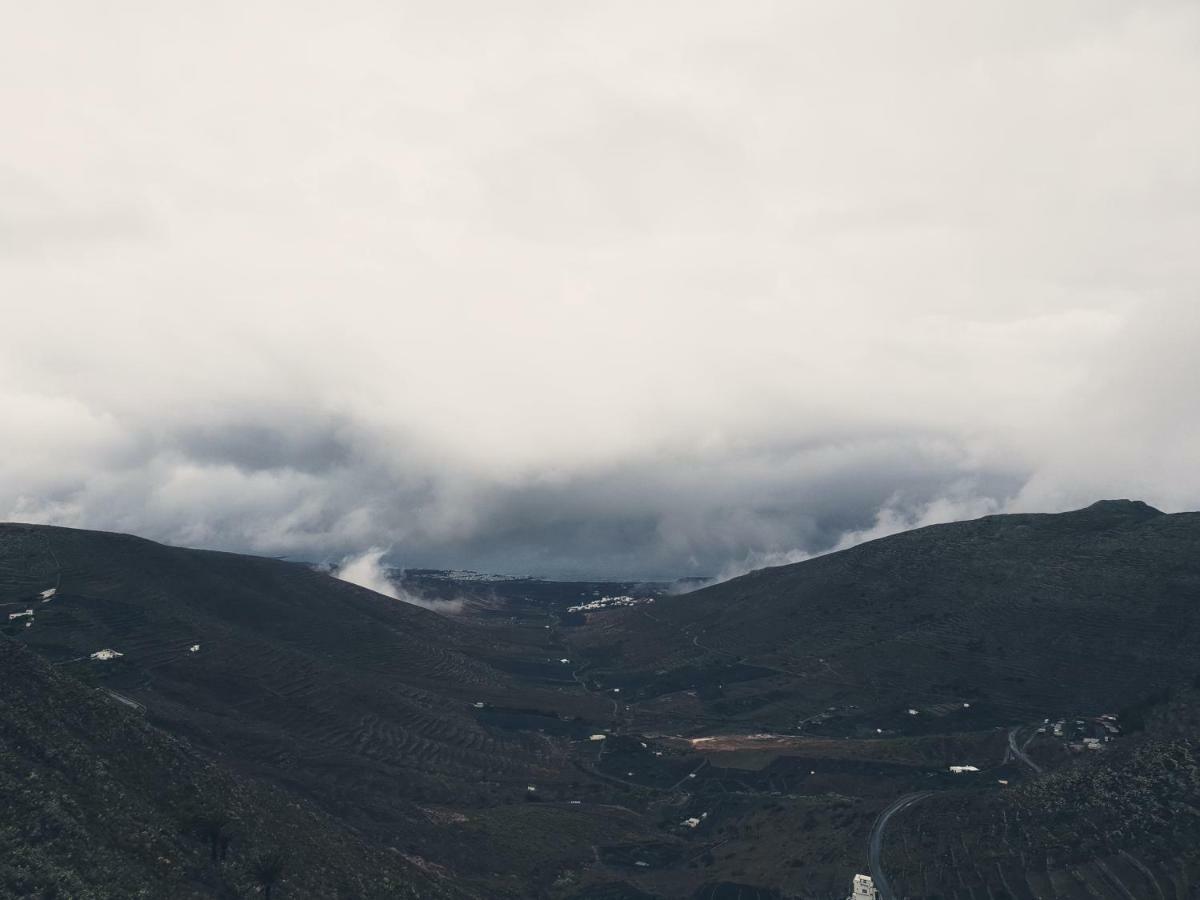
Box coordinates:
[3,1,1199,579]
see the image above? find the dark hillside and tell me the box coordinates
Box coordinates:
[0,638,449,899]
[0,523,604,796]
[879,685,1200,898]
[0,523,644,897]
[580,502,1200,732]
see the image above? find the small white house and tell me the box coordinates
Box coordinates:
[849,873,879,900]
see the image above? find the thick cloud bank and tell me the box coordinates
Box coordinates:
[3,2,1199,577]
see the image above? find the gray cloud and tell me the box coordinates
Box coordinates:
[2,2,1199,577]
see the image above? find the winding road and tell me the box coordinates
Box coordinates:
[868,791,935,900]
[867,726,1044,898]
[1007,725,1043,774]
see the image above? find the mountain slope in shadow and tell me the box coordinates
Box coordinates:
[581,501,1200,731]
[0,637,451,899]
[0,523,635,897]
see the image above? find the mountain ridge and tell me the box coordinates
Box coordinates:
[577,501,1200,731]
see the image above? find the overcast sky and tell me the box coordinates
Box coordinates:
[3,2,1198,578]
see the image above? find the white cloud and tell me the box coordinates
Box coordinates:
[2,1,1199,576]
[335,548,463,614]
[336,548,401,599]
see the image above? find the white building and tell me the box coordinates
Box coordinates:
[849,873,879,900]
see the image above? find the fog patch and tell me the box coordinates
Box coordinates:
[335,548,464,614]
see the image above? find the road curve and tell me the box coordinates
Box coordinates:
[868,791,936,900]
[1007,726,1043,774]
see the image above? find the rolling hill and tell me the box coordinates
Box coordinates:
[578,500,1200,734]
[0,523,653,898]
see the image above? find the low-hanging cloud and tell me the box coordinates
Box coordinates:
[3,2,1200,579]
[335,548,464,614]
[707,491,1006,585]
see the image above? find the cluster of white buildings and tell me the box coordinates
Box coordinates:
[567,595,653,613]
[427,570,528,583]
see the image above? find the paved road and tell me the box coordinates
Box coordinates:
[868,791,936,900]
[100,687,145,712]
[1007,726,1043,774]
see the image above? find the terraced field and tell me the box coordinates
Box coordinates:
[876,733,1200,898]
[0,638,454,899]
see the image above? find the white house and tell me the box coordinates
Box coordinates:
[849,873,879,900]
